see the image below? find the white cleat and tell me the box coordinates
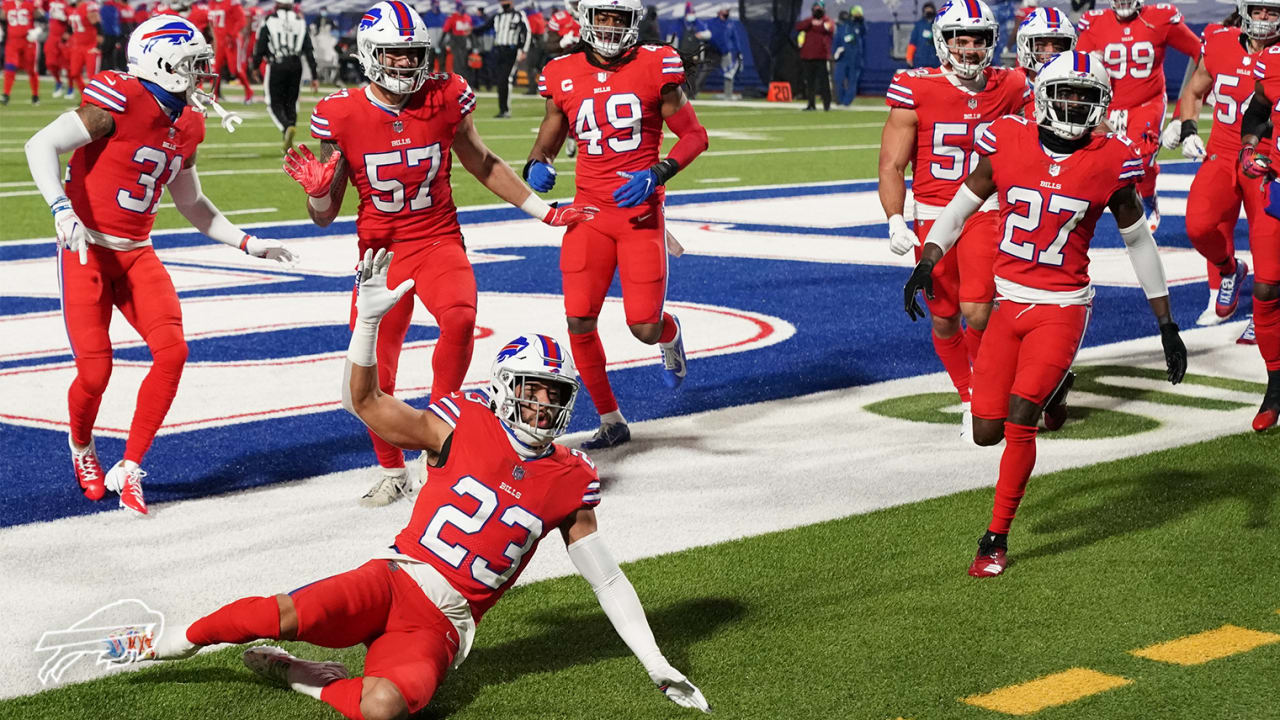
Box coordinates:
[104,461,148,515]
[359,468,411,507]
[1196,290,1226,326]
[243,646,347,693]
[102,626,158,665]
[960,402,973,443]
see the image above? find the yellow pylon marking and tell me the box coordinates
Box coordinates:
[1130,625,1280,666]
[960,668,1132,716]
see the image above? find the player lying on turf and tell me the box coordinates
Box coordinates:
[101,249,710,720]
[903,51,1188,577]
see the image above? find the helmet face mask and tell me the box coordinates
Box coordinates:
[1239,0,1280,42]
[127,17,217,99]
[580,0,642,57]
[932,0,999,79]
[1034,52,1112,140]
[357,1,433,95]
[1016,7,1076,72]
[488,335,579,448]
[1109,0,1141,19]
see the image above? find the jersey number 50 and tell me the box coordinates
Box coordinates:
[420,475,544,591]
[999,187,1090,267]
[364,144,443,213]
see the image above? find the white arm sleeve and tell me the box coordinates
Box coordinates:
[167,167,247,248]
[24,111,93,207]
[1118,218,1169,299]
[567,532,666,672]
[923,183,985,255]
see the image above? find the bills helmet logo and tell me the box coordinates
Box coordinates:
[360,8,383,29]
[140,21,196,51]
[496,336,531,362]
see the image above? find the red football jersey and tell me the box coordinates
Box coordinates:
[1015,65,1036,118]
[547,9,579,37]
[46,0,68,31]
[976,115,1143,295]
[392,391,600,622]
[309,78,475,244]
[1202,25,1274,158]
[1076,4,1201,109]
[67,71,205,243]
[184,4,209,32]
[539,45,686,208]
[68,1,99,47]
[207,0,246,39]
[1254,44,1280,165]
[885,65,1031,209]
[3,0,36,35]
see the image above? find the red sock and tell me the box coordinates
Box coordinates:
[657,312,678,344]
[123,336,188,464]
[1255,297,1280,371]
[989,422,1038,534]
[185,596,280,646]
[2,70,15,95]
[964,325,984,367]
[28,70,37,95]
[569,328,618,415]
[68,355,112,446]
[320,677,366,720]
[932,330,972,403]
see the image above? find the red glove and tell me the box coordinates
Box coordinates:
[1136,123,1160,159]
[543,203,598,227]
[1240,145,1273,179]
[284,144,343,197]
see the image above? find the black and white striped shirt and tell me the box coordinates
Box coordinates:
[253,9,317,73]
[477,8,531,51]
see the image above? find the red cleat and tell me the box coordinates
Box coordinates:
[968,547,1007,577]
[1254,408,1278,432]
[69,436,106,501]
[105,461,149,515]
[1255,380,1280,432]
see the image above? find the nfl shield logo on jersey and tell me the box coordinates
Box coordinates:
[597,72,609,82]
[512,464,525,481]
[393,120,404,133]
[967,98,978,109]
[1049,164,1061,176]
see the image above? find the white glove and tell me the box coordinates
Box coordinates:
[52,196,89,265]
[1159,119,1183,150]
[648,665,711,714]
[355,247,415,324]
[1107,109,1128,135]
[242,235,297,264]
[1180,133,1206,160]
[27,26,43,42]
[887,214,920,256]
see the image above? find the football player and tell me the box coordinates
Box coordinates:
[1076,0,1201,232]
[879,0,1031,440]
[2,0,40,104]
[283,1,596,506]
[23,16,296,514]
[207,0,253,103]
[1014,6,1075,96]
[1165,1,1279,329]
[904,52,1188,577]
[525,0,709,450]
[1237,32,1280,430]
[43,0,71,98]
[65,0,102,100]
[100,255,712,720]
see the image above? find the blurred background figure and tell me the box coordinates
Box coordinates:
[707,7,743,100]
[310,9,340,86]
[523,3,546,94]
[638,3,659,44]
[443,1,473,82]
[421,0,446,72]
[794,0,833,111]
[833,4,865,105]
[674,2,711,97]
[470,4,492,90]
[253,0,317,152]
[905,1,938,67]
[473,0,530,117]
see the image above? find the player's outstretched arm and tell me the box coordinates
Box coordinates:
[523,99,568,192]
[1108,185,1187,384]
[344,248,453,453]
[612,85,709,209]
[169,153,297,264]
[561,509,712,714]
[454,114,597,227]
[284,140,348,227]
[878,107,921,255]
[24,106,113,265]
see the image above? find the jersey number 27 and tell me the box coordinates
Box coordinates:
[998,186,1090,267]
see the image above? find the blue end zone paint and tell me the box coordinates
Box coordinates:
[0,173,1247,527]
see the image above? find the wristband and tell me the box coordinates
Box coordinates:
[1178,120,1198,143]
[239,234,250,253]
[519,192,553,220]
[50,195,72,216]
[650,158,680,186]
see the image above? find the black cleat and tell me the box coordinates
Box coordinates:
[1043,371,1075,431]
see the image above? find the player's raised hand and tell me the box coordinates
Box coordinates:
[1159,322,1188,385]
[887,214,920,256]
[523,160,557,192]
[354,248,415,324]
[51,196,89,265]
[614,169,658,208]
[241,235,297,265]
[648,665,712,714]
[542,203,598,227]
[904,259,935,322]
[1239,146,1273,179]
[285,144,343,197]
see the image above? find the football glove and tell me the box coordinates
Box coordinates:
[1240,146,1273,179]
[1159,322,1187,385]
[241,235,297,264]
[354,248,415,324]
[1107,108,1128,135]
[1159,119,1183,150]
[541,202,598,227]
[52,196,89,265]
[523,160,557,192]
[904,259,935,322]
[1180,133,1206,161]
[284,144,343,197]
[887,214,920,256]
[613,169,658,208]
[648,666,711,714]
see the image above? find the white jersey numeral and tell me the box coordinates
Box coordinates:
[998,186,1090,266]
[1101,41,1156,80]
[419,475,545,591]
[1211,73,1242,126]
[929,121,994,182]
[573,93,643,155]
[117,146,183,215]
[364,143,442,214]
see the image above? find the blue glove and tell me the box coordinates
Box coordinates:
[525,161,557,193]
[612,169,658,208]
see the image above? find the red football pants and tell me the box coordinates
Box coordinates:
[971,300,1091,421]
[561,201,668,326]
[3,39,38,96]
[44,36,67,79]
[214,35,252,97]
[59,244,188,464]
[290,560,459,718]
[349,238,477,469]
[67,46,100,91]
[1112,95,1166,199]
[913,209,1000,319]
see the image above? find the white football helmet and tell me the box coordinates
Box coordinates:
[932,0,999,79]
[1016,7,1076,72]
[126,16,216,98]
[1034,51,1112,140]
[579,0,642,57]
[1109,0,1141,19]
[356,1,432,95]
[1239,0,1280,41]
[488,335,580,447]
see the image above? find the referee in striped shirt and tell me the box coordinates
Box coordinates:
[252,0,319,151]
[473,0,531,117]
